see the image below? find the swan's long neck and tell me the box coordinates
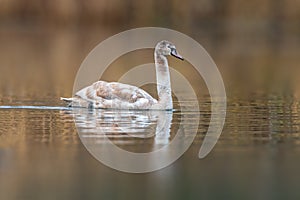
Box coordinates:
[154,52,172,109]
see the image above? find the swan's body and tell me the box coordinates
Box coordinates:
[61,40,183,110]
[62,81,158,109]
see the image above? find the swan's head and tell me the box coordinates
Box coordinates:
[155,40,184,60]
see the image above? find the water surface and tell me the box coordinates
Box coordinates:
[1,94,300,200]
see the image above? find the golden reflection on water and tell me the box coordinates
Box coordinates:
[1,94,300,199]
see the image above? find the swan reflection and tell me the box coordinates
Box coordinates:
[61,105,200,173]
[65,108,173,151]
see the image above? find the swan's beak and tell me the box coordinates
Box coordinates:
[171,49,184,60]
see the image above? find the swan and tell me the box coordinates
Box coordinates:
[61,40,184,110]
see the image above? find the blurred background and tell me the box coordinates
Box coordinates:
[0,0,300,200]
[0,0,299,99]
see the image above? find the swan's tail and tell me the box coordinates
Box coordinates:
[60,97,75,107]
[60,97,91,108]
[60,97,74,102]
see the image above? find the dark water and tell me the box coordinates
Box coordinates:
[1,28,300,200]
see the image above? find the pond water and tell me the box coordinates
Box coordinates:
[1,95,300,200]
[0,28,300,200]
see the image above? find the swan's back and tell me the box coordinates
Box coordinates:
[65,81,157,109]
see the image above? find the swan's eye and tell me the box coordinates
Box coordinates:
[170,47,176,53]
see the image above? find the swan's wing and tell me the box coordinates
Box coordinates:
[75,81,157,108]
